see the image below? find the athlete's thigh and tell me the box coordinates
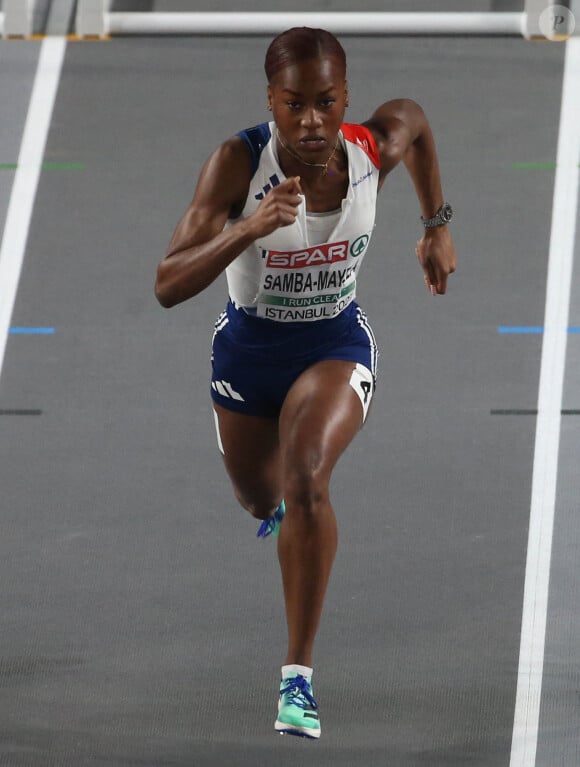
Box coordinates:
[213,403,282,510]
[278,359,369,482]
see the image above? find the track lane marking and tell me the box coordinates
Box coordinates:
[0,38,66,383]
[509,37,580,767]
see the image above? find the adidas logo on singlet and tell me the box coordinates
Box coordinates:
[255,174,281,201]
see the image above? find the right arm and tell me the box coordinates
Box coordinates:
[364,99,456,296]
[155,137,302,308]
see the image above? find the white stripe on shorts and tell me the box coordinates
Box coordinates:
[212,310,229,345]
[213,409,225,455]
[355,307,378,377]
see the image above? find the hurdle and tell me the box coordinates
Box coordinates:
[73,1,579,41]
[75,5,531,39]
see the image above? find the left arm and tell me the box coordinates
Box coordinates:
[364,98,457,295]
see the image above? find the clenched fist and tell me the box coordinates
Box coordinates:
[250,176,303,238]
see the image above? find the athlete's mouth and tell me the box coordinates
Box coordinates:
[299,136,327,150]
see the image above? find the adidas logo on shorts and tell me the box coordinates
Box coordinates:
[211,380,245,401]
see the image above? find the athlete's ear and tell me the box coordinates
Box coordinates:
[344,81,349,108]
[267,85,273,111]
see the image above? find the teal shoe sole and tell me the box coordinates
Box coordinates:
[275,719,321,739]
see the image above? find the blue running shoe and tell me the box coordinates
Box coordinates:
[275,673,321,739]
[256,500,285,539]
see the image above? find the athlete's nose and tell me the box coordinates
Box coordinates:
[301,108,323,129]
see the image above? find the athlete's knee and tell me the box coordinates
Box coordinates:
[284,462,330,520]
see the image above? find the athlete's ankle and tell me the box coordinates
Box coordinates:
[282,663,314,678]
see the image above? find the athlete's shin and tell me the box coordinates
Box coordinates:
[277,487,338,667]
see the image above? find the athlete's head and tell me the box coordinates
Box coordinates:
[265,28,349,159]
[264,27,347,84]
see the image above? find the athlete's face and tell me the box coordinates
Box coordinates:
[267,56,348,161]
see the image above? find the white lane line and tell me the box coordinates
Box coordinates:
[509,37,580,767]
[0,38,67,382]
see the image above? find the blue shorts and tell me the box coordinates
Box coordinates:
[210,300,379,418]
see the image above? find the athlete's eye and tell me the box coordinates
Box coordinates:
[320,99,336,108]
[286,101,302,111]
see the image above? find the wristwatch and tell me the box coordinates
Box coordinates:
[421,202,453,228]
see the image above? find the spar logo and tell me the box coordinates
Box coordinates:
[265,240,348,269]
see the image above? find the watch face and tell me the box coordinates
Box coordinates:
[441,203,453,222]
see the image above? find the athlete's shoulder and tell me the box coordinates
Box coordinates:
[340,123,381,169]
[236,122,274,177]
[202,123,271,187]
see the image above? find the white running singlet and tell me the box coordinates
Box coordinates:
[226,121,381,323]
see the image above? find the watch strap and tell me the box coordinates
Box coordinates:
[421,202,453,228]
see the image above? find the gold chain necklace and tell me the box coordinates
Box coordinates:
[276,130,340,176]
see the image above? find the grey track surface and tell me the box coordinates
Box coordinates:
[0,11,577,767]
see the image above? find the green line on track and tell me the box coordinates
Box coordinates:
[0,162,85,171]
[512,162,580,169]
[513,162,556,169]
[43,162,85,170]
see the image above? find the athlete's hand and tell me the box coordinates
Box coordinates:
[415,226,457,296]
[250,176,303,237]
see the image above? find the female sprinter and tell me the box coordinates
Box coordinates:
[155,27,457,740]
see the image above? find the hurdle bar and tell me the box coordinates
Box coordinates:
[74,0,580,40]
[75,5,527,39]
[0,0,36,38]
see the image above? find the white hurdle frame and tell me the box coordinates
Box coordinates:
[0,0,37,37]
[75,4,529,39]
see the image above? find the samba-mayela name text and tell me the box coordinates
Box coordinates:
[263,265,358,294]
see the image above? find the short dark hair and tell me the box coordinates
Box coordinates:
[264,27,347,82]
